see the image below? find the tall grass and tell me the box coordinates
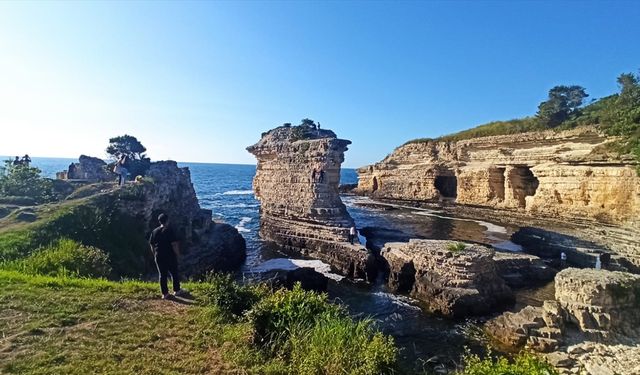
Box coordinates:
[1,238,111,278]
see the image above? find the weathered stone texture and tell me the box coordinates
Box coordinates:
[486,268,640,374]
[120,161,246,276]
[248,125,374,279]
[64,155,115,181]
[381,239,513,317]
[357,127,639,222]
[356,127,640,268]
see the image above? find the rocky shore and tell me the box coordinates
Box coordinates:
[354,127,640,270]
[486,268,640,374]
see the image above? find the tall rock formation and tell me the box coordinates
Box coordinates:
[247,124,374,279]
[356,126,640,268]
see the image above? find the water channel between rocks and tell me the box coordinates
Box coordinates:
[178,163,556,371]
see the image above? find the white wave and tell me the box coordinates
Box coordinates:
[221,203,259,208]
[251,258,344,281]
[492,241,523,252]
[371,291,421,311]
[222,190,254,195]
[235,217,253,233]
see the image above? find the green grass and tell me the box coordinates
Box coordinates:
[0,270,225,375]
[459,350,558,375]
[447,242,467,252]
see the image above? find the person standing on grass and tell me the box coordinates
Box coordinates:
[149,213,187,299]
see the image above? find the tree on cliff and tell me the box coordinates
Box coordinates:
[106,135,151,176]
[536,85,588,127]
[600,71,640,169]
[106,135,147,160]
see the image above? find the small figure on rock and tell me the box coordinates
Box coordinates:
[21,154,31,167]
[114,155,129,186]
[595,254,602,270]
[349,225,358,245]
[311,168,317,183]
[12,156,21,166]
[318,169,325,183]
[149,213,188,300]
[560,251,567,268]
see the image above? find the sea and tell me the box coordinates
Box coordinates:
[21,157,552,371]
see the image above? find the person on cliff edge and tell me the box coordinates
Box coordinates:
[149,213,187,299]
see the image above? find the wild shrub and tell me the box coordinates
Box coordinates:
[200,273,268,319]
[287,312,397,375]
[460,351,558,375]
[247,283,344,348]
[4,238,111,278]
[448,242,467,252]
[0,162,55,204]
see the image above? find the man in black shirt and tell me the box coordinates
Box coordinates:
[149,213,186,299]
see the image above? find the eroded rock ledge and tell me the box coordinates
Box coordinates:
[486,268,640,374]
[91,160,246,277]
[247,124,375,280]
[381,239,514,317]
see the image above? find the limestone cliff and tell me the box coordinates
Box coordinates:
[357,127,639,223]
[247,124,375,279]
[356,126,640,267]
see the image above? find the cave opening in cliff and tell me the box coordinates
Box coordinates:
[509,166,539,208]
[434,175,457,199]
[489,167,506,201]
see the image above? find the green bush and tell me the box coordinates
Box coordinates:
[248,283,344,348]
[0,194,148,276]
[448,242,467,252]
[201,273,268,319]
[288,312,397,375]
[0,163,55,204]
[3,238,111,278]
[459,351,558,375]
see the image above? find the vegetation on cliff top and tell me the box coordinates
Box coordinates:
[405,70,640,168]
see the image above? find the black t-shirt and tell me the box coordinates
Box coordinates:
[149,226,178,256]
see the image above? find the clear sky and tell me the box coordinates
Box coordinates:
[1,1,639,167]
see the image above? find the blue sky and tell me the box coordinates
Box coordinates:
[0,1,638,167]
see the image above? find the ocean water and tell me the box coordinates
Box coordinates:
[23,157,544,370]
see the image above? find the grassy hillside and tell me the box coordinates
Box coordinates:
[403,71,640,170]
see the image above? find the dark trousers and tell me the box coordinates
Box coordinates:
[348,234,354,244]
[155,252,180,295]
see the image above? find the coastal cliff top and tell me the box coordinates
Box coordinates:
[247,123,350,153]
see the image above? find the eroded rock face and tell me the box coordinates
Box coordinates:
[486,268,640,374]
[247,124,375,279]
[119,161,246,276]
[356,127,640,268]
[381,239,514,317]
[64,155,115,181]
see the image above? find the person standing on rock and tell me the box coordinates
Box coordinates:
[560,252,567,268]
[318,169,325,183]
[311,168,317,183]
[349,225,358,245]
[115,155,128,187]
[149,213,187,299]
[22,154,31,166]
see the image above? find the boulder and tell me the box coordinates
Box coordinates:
[381,239,514,317]
[66,155,114,181]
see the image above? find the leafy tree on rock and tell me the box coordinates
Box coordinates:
[106,135,151,177]
[537,85,589,127]
[601,71,640,170]
[106,135,148,160]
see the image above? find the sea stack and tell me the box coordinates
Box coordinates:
[247,122,375,279]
